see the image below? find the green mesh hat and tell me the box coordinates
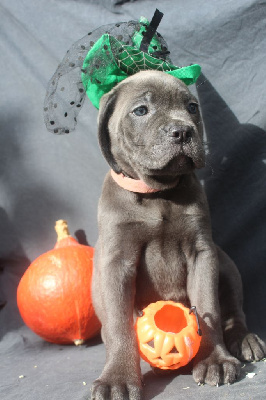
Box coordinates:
[44,10,201,134]
[81,33,201,109]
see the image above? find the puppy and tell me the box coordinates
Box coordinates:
[91,70,266,400]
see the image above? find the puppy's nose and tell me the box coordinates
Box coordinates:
[169,126,193,143]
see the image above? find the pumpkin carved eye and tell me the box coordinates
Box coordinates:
[135,301,202,370]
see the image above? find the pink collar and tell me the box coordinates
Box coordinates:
[110,170,162,193]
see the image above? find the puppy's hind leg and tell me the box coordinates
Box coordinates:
[218,246,266,362]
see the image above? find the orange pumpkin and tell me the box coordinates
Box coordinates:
[17,220,101,345]
[135,301,201,370]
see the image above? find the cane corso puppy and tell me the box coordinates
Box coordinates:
[91,70,266,400]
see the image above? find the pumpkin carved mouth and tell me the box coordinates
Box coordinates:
[135,301,202,370]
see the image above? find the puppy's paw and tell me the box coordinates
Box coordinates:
[192,347,241,386]
[229,333,266,362]
[91,379,142,400]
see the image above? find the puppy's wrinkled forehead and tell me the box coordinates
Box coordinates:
[115,70,194,110]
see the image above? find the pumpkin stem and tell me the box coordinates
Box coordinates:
[55,220,71,242]
[74,339,85,346]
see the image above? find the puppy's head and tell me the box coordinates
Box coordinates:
[98,70,205,190]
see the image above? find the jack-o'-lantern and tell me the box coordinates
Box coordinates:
[135,301,202,370]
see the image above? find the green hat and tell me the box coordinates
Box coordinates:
[81,32,201,109]
[44,10,201,134]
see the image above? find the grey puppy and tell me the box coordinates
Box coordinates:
[91,70,266,400]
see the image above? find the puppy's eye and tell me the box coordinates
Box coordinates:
[132,106,148,116]
[188,103,198,114]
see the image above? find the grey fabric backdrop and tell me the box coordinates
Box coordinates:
[0,0,266,399]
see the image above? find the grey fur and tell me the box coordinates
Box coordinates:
[91,71,266,400]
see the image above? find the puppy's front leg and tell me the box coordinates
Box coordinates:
[187,245,241,386]
[91,240,142,400]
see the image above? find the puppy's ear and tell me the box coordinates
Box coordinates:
[98,91,122,174]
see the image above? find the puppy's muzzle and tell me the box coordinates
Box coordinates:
[168,125,193,143]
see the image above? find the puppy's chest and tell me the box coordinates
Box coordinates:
[138,197,199,240]
[138,199,199,267]
[136,222,190,306]
[135,200,199,305]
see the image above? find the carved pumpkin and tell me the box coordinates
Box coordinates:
[17,220,101,345]
[135,301,201,370]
